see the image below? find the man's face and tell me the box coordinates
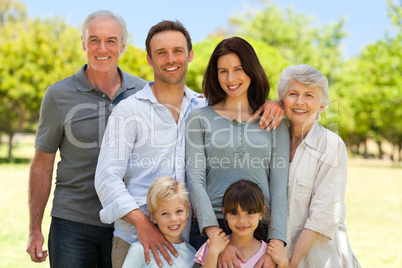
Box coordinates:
[82,17,126,75]
[146,30,193,86]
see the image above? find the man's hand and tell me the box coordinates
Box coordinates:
[124,210,177,267]
[217,243,246,268]
[254,100,285,131]
[27,150,55,263]
[26,230,48,262]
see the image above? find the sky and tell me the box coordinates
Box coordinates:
[22,0,397,58]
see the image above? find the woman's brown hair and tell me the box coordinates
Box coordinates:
[203,37,270,113]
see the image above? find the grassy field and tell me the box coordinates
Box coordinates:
[0,137,401,267]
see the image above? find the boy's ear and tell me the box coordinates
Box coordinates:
[148,211,157,224]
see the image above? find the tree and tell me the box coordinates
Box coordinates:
[227,2,346,82]
[0,0,26,26]
[0,17,85,161]
[118,44,153,81]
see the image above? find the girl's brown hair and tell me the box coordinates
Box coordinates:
[222,179,269,240]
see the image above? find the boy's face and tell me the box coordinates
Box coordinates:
[151,197,189,244]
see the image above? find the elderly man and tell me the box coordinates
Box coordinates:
[26,10,146,267]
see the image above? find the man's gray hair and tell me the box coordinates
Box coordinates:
[81,10,128,47]
[277,64,330,110]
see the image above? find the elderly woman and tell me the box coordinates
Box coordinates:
[275,64,360,267]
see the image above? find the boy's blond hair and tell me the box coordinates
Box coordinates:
[147,177,190,217]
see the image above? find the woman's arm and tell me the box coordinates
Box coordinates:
[268,119,290,243]
[185,110,219,233]
[288,229,319,268]
[290,129,348,266]
[304,134,348,239]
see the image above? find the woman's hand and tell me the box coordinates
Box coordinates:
[254,100,285,131]
[267,240,289,268]
[217,243,246,268]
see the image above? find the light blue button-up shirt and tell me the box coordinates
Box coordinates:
[95,82,206,244]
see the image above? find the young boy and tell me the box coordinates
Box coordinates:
[122,177,196,267]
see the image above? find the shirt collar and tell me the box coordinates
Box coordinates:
[74,64,133,92]
[135,82,202,105]
[302,122,321,150]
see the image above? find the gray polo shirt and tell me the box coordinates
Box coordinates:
[35,64,146,227]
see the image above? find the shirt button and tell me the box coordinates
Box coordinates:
[109,104,114,111]
[102,94,106,97]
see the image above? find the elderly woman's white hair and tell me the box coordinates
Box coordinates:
[277,64,330,110]
[81,10,128,50]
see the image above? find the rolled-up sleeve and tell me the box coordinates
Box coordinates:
[305,137,348,239]
[95,104,140,224]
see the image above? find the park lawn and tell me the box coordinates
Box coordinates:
[0,139,401,267]
[345,159,402,267]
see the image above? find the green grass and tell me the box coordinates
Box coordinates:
[0,163,52,267]
[345,159,402,267]
[0,139,401,267]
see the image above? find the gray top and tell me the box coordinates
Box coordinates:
[35,64,146,227]
[185,106,289,243]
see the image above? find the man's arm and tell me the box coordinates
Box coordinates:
[26,150,56,262]
[123,209,177,268]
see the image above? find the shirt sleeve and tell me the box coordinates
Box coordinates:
[268,119,289,244]
[193,242,209,265]
[94,101,141,224]
[34,88,63,153]
[122,242,146,268]
[185,109,219,234]
[304,133,348,239]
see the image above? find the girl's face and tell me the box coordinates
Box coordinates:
[151,197,189,244]
[217,53,251,101]
[224,204,264,238]
[284,79,324,127]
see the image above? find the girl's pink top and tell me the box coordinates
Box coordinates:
[194,240,268,267]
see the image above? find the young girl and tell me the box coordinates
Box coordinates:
[193,180,288,268]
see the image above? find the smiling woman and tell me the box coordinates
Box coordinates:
[277,64,361,268]
[186,36,290,267]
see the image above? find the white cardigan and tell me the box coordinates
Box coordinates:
[286,123,360,268]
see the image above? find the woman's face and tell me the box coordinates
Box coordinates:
[284,79,324,127]
[217,53,251,101]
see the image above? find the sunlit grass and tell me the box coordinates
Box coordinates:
[345,159,402,267]
[0,138,401,267]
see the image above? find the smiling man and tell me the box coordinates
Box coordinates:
[26,10,146,267]
[94,20,205,268]
[95,20,285,268]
